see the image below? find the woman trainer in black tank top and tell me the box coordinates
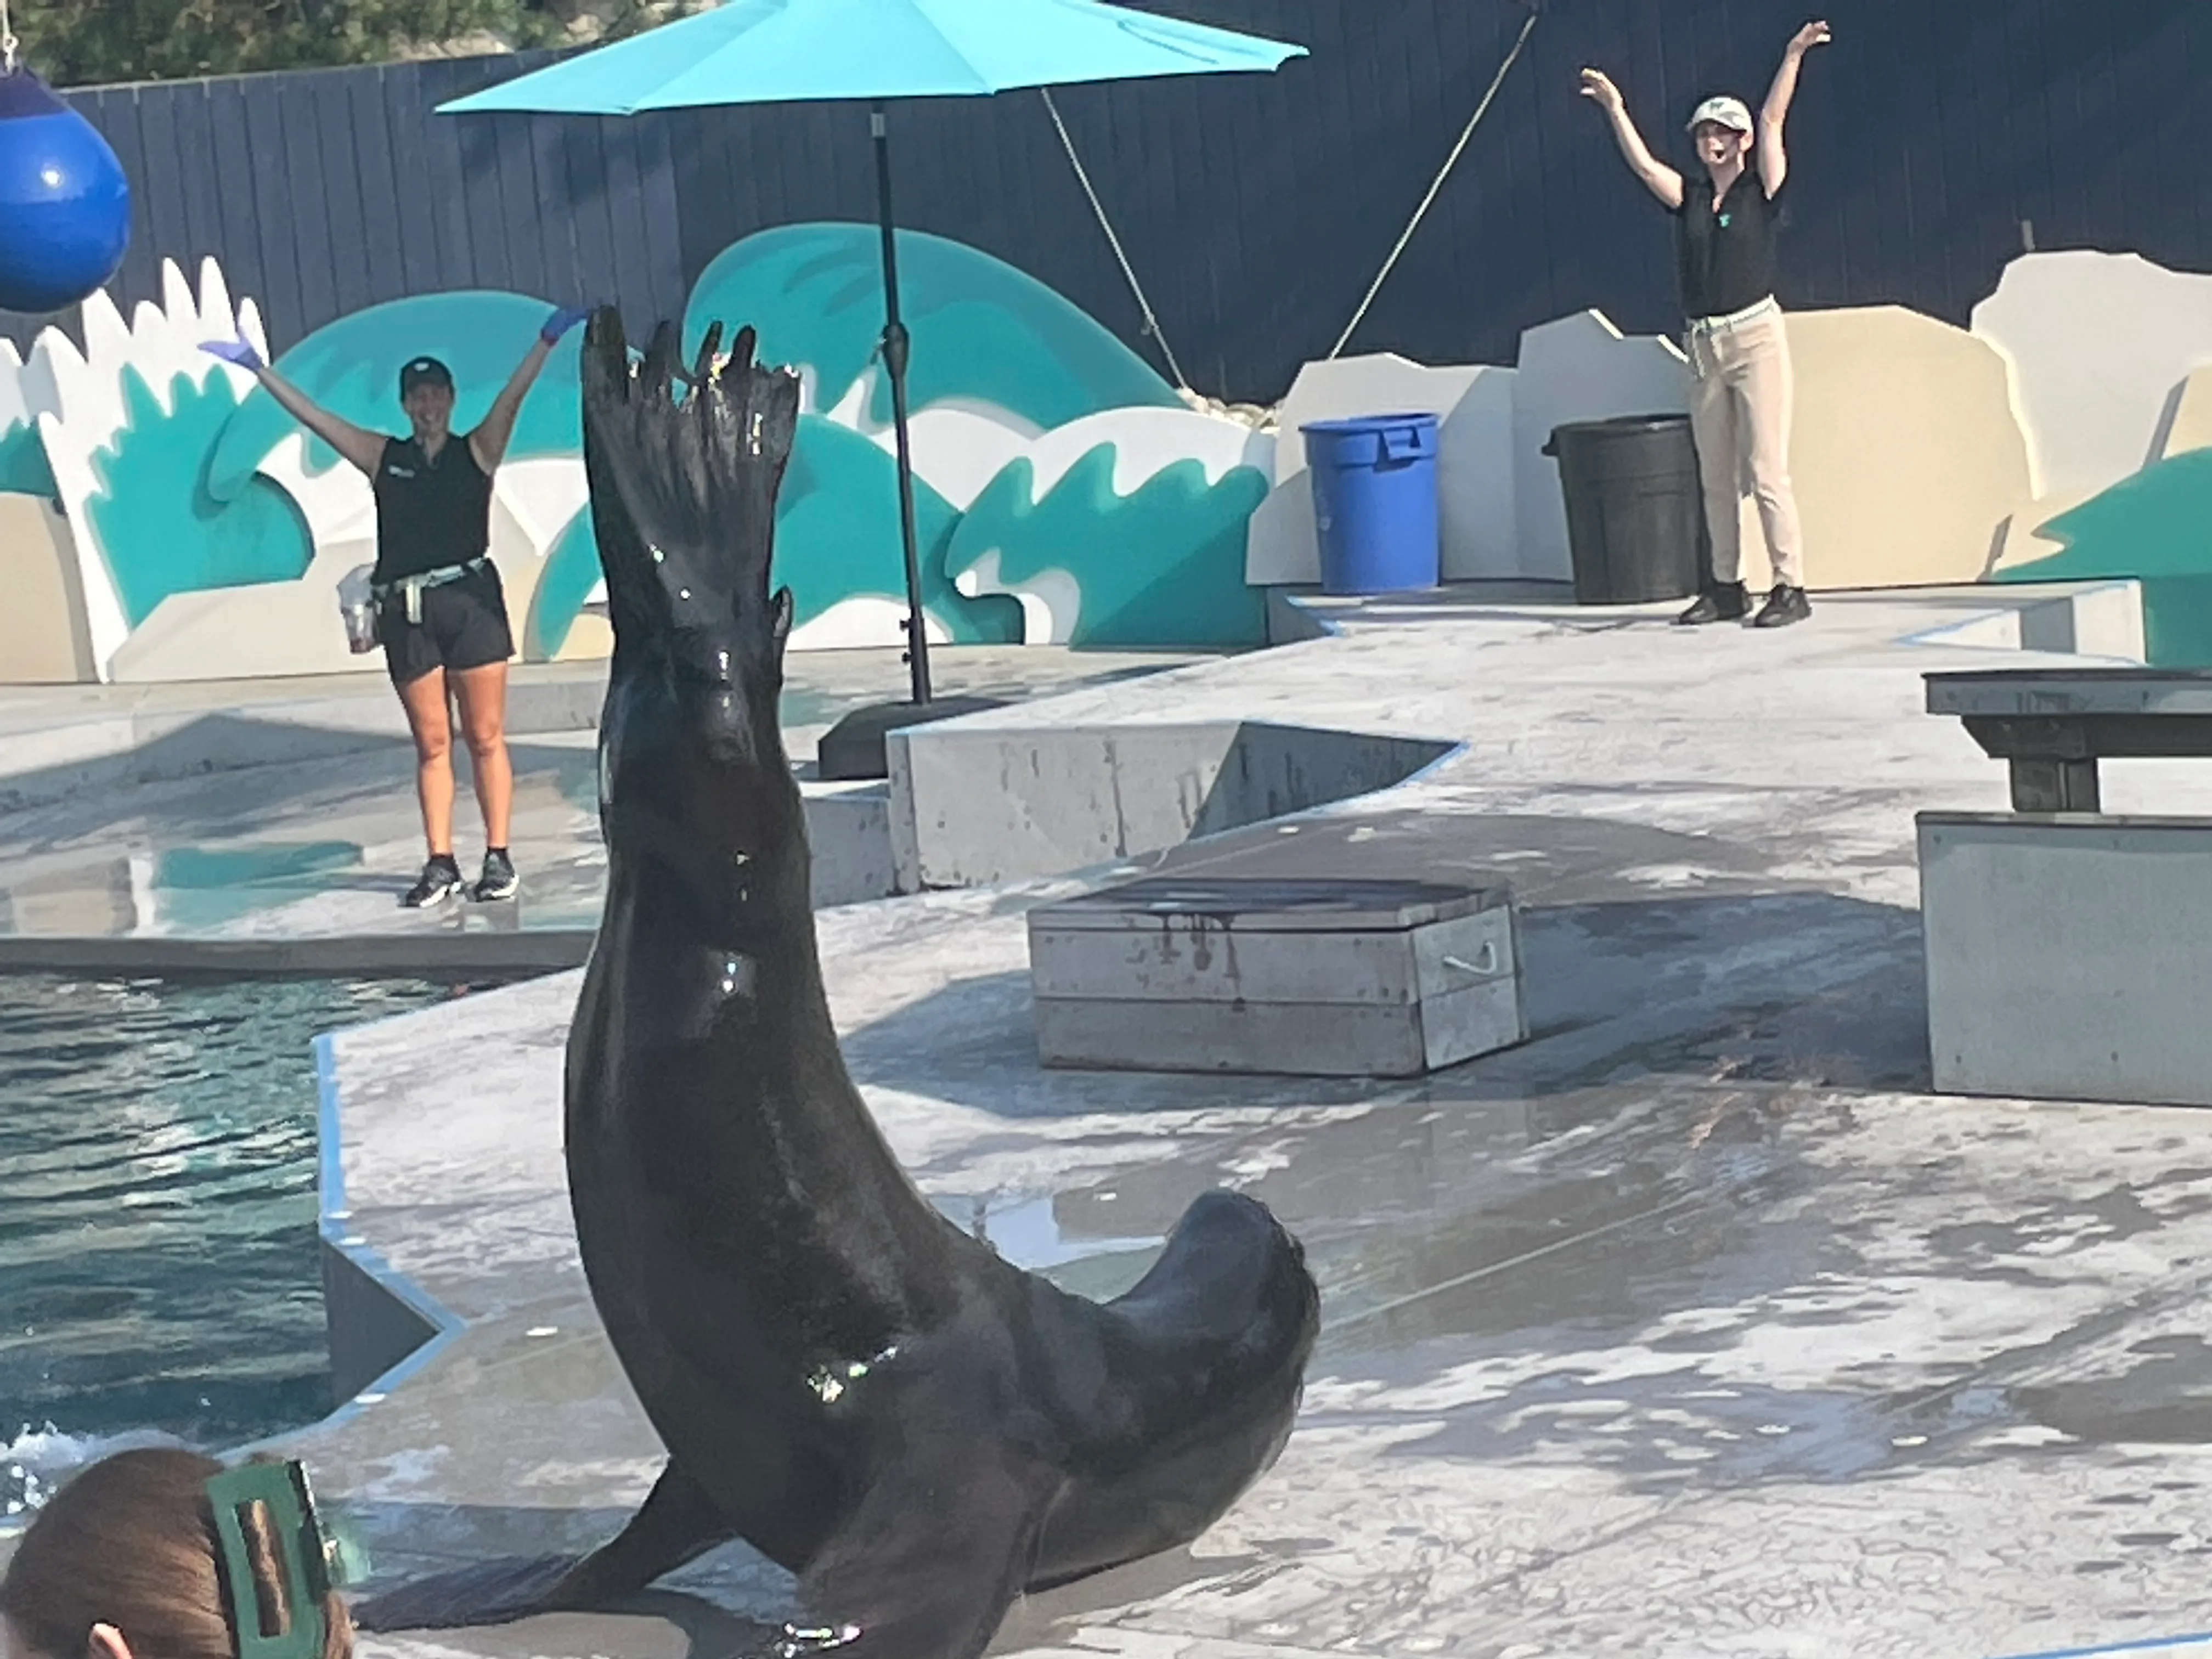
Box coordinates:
[201,306,588,907]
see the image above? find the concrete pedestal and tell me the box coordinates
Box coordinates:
[1028,873,1526,1077]
[1920,811,2212,1106]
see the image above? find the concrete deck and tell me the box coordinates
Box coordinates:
[14,586,2212,1658]
[262,586,2212,1659]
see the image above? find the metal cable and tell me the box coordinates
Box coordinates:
[1041,86,1190,392]
[1,0,19,75]
[1326,3,1542,359]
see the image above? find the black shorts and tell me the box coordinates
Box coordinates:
[380,563,514,686]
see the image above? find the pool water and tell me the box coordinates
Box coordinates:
[0,974,485,1516]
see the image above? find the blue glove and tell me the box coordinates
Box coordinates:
[541,305,591,345]
[200,336,264,374]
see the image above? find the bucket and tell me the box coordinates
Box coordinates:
[1301,413,1441,596]
[337,565,379,654]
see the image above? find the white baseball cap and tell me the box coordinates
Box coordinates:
[1686,95,1754,133]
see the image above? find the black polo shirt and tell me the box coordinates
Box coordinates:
[371,435,493,583]
[1672,167,1784,321]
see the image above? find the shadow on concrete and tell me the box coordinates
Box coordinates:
[1137,804,1813,907]
[0,731,595,854]
[1186,723,1457,842]
[842,884,1929,1122]
[0,713,412,811]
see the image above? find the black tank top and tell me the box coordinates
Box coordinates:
[1672,170,1784,321]
[372,435,494,583]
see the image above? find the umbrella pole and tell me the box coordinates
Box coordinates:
[871,103,932,707]
[817,103,1008,780]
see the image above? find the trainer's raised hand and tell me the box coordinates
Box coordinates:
[1578,67,1625,115]
[199,335,265,374]
[1787,19,1832,56]
[540,305,592,345]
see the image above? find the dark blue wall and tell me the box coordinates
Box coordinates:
[12,0,2210,403]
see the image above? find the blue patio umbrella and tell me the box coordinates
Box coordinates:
[439,0,1303,724]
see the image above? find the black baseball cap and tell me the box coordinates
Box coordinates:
[399,356,455,396]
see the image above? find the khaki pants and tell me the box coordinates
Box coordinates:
[1686,310,1805,589]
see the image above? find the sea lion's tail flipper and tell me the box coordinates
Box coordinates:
[579,306,801,663]
[350,1463,733,1632]
[793,1384,1067,1659]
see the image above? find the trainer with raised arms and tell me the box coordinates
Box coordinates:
[1581,20,1830,630]
[204,306,588,905]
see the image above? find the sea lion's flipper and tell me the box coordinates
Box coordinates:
[579,306,797,651]
[349,1463,733,1632]
[351,1553,582,1631]
[549,1458,737,1608]
[794,1386,1067,1659]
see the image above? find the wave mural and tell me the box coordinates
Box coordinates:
[681,222,1182,436]
[947,407,1274,648]
[90,366,313,625]
[0,227,1270,681]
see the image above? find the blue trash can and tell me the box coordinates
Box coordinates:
[1301,413,1441,596]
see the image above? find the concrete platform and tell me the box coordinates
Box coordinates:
[0,645,1206,970]
[21,585,2212,1659]
[251,586,2212,1659]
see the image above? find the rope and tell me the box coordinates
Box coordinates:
[1325,3,1542,359]
[1041,87,1189,392]
[1,0,18,75]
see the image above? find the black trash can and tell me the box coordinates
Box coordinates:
[1542,414,1708,605]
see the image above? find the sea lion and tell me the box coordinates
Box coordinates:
[361,312,1318,1657]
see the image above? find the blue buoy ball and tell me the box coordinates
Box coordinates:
[0,67,131,315]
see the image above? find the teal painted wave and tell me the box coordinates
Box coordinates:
[530,415,1022,657]
[88,368,312,627]
[207,292,587,500]
[1998,451,2212,665]
[778,416,1021,643]
[529,505,605,659]
[947,448,1267,649]
[682,223,1179,435]
[0,418,54,496]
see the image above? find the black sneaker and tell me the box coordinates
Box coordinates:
[472,849,518,902]
[403,855,464,909]
[1752,584,1813,629]
[1675,583,1749,625]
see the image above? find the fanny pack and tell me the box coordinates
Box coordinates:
[373,555,492,625]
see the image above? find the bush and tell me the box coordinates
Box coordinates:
[15,0,696,87]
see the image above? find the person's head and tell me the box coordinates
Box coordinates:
[0,1449,352,1659]
[1686,94,1754,173]
[398,356,456,444]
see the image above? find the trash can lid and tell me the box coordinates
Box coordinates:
[1548,413,1690,438]
[1300,411,1440,436]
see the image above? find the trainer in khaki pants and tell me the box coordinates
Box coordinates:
[1581,18,1831,629]
[1686,312,1805,594]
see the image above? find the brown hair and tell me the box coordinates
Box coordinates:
[0,1448,353,1659]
